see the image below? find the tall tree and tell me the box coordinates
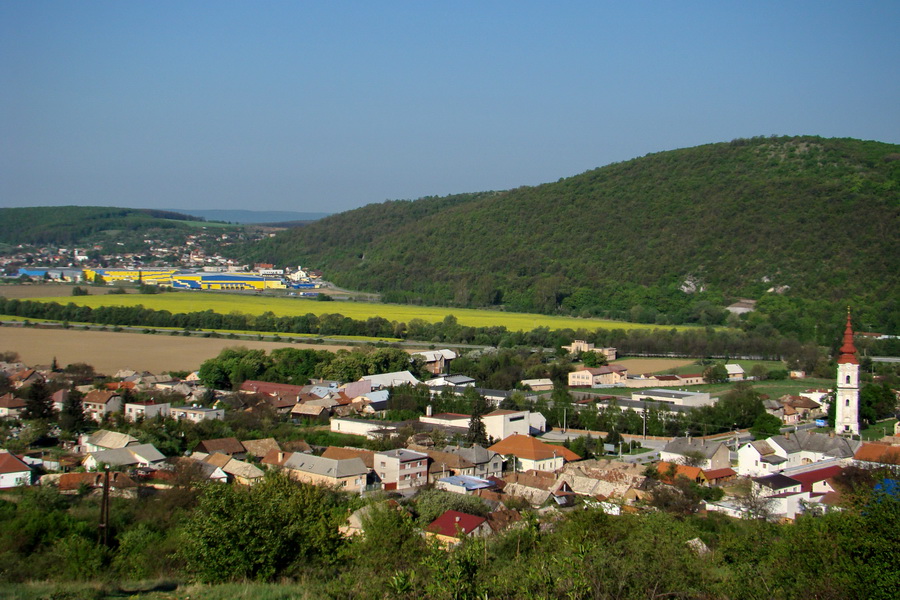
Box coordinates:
[22,379,54,421]
[466,388,488,445]
[59,390,87,434]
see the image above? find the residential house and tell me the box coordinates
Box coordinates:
[123,401,170,421]
[413,349,457,375]
[659,437,730,470]
[361,371,421,389]
[283,453,369,492]
[483,410,547,441]
[0,393,26,419]
[0,452,32,488]
[654,461,709,486]
[519,378,554,391]
[193,437,246,459]
[374,449,428,491]
[50,389,69,413]
[321,446,375,470]
[83,444,166,470]
[442,444,504,479]
[568,365,628,388]
[194,452,264,485]
[424,375,476,388]
[853,442,900,469]
[765,431,859,469]
[737,439,789,477]
[488,434,581,473]
[241,438,281,459]
[84,429,138,453]
[10,368,43,389]
[779,395,822,420]
[171,405,224,422]
[725,364,744,382]
[425,510,490,547]
[82,390,123,422]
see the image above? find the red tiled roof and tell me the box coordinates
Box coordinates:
[194,437,245,455]
[488,434,581,462]
[426,510,487,538]
[0,453,31,475]
[788,465,843,492]
[0,394,26,409]
[322,446,375,469]
[854,442,900,464]
[703,467,736,480]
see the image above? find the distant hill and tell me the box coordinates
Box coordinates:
[0,206,206,246]
[237,136,900,335]
[163,209,330,224]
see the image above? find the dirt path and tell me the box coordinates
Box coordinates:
[0,327,355,375]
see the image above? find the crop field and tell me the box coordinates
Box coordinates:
[0,326,358,375]
[19,290,692,333]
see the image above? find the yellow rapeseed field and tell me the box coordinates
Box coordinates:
[23,291,692,333]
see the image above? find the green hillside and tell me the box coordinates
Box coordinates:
[0,206,207,246]
[240,136,900,337]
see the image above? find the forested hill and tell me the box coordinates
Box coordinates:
[239,136,900,333]
[0,206,206,246]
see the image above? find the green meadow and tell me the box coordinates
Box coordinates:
[25,291,692,333]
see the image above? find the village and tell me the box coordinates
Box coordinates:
[2,309,898,555]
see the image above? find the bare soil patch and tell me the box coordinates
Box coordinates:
[613,357,697,374]
[0,326,355,375]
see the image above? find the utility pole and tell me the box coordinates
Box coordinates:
[98,465,110,547]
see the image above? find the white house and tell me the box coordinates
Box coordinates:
[124,401,171,421]
[0,452,32,488]
[483,410,547,441]
[171,406,224,423]
[724,364,744,382]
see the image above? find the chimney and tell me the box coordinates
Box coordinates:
[278,452,284,463]
[426,404,433,417]
[455,516,460,522]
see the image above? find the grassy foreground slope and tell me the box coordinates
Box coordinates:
[21,292,680,332]
[240,136,900,327]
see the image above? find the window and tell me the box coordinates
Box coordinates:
[846,375,851,384]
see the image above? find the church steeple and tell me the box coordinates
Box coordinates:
[837,308,858,365]
[835,308,860,436]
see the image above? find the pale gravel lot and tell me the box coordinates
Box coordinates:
[612,357,696,374]
[0,327,355,375]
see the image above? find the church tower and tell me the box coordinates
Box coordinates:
[834,309,860,436]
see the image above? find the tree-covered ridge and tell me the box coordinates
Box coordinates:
[0,206,206,246]
[239,136,900,331]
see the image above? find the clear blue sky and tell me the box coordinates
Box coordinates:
[2,2,898,213]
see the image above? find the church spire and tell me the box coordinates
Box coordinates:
[837,308,858,365]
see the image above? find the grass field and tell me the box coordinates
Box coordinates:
[20,290,695,333]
